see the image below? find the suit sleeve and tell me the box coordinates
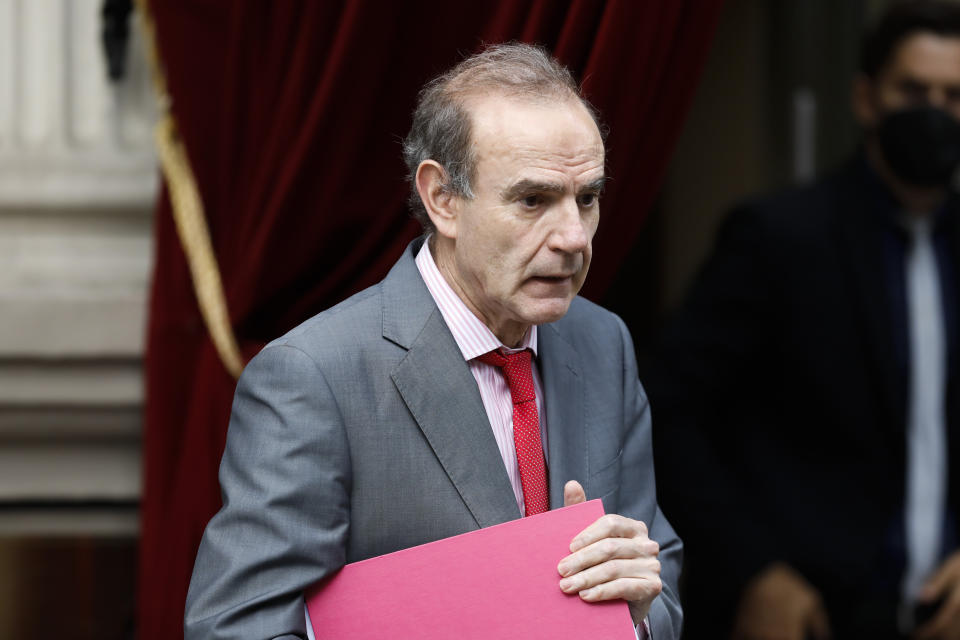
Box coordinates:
[614,314,684,640]
[647,205,783,603]
[184,344,351,640]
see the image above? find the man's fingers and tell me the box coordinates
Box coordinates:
[914,608,949,639]
[808,600,833,640]
[922,564,952,603]
[568,514,648,552]
[732,624,805,640]
[732,563,829,640]
[572,575,663,605]
[915,552,960,638]
[559,556,661,594]
[915,586,960,640]
[563,480,586,507]
[558,533,658,578]
[922,553,960,603]
[557,512,662,629]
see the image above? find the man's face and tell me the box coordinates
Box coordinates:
[442,94,605,344]
[856,32,960,125]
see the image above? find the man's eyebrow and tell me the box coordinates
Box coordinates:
[500,179,565,201]
[500,176,608,201]
[581,177,607,194]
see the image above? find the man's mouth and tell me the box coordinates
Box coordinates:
[529,274,575,284]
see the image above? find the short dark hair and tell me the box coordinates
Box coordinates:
[401,42,603,233]
[860,1,960,78]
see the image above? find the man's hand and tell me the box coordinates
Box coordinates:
[915,551,960,639]
[731,562,831,640]
[556,480,662,624]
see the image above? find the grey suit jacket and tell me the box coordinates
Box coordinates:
[185,237,683,639]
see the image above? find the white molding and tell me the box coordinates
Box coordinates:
[0,405,140,439]
[0,441,140,500]
[0,157,158,208]
[0,361,143,405]
[0,508,138,536]
[0,297,147,358]
[0,206,153,357]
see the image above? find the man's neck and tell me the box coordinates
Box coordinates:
[866,139,946,216]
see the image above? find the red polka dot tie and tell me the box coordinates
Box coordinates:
[478,348,549,516]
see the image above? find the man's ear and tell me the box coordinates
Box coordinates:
[851,74,879,128]
[415,160,459,240]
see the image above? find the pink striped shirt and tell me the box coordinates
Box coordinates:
[415,240,548,515]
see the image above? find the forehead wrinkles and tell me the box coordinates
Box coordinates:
[483,141,603,166]
[474,126,604,186]
[480,156,604,204]
[480,145,605,193]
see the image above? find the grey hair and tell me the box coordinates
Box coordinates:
[401,42,603,233]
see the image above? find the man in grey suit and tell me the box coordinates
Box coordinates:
[185,43,682,639]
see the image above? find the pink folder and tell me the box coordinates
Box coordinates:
[305,499,636,639]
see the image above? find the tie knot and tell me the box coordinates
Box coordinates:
[477,349,536,404]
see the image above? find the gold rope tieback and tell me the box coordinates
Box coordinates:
[154,115,246,379]
[137,0,245,379]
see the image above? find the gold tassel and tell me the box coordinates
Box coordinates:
[135,0,245,379]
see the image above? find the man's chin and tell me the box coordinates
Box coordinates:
[519,298,575,326]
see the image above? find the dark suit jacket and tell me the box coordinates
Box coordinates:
[648,158,960,637]
[185,237,683,639]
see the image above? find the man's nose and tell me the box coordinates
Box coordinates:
[926,90,960,122]
[549,198,589,254]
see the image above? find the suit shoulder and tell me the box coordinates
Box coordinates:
[260,282,385,361]
[729,168,852,238]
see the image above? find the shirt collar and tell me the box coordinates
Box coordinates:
[415,237,538,361]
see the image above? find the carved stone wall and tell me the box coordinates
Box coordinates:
[0,0,157,535]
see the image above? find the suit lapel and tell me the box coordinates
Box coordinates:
[538,322,586,510]
[946,201,960,452]
[384,239,520,528]
[835,167,905,433]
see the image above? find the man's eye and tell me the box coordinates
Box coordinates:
[521,195,541,208]
[578,193,597,207]
[899,80,929,103]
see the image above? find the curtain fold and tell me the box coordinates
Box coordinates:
[137,2,724,637]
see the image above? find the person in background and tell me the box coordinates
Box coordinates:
[650,2,960,638]
[185,43,682,640]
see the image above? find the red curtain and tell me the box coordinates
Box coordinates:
[138,1,723,637]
